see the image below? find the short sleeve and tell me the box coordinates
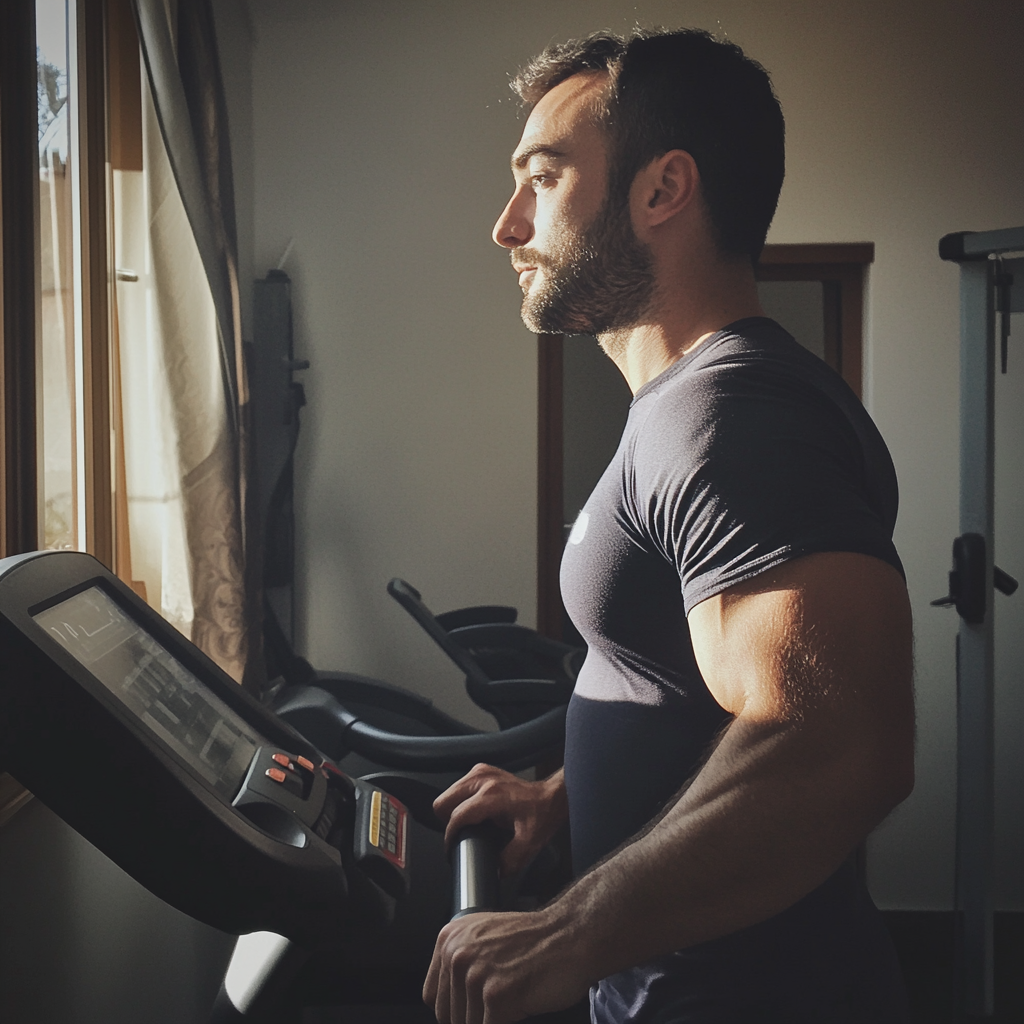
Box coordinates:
[630,363,902,614]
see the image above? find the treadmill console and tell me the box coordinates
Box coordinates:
[35,585,264,800]
[0,550,409,943]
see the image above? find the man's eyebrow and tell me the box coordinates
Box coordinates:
[511,144,566,171]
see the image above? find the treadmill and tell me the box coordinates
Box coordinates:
[0,549,563,1021]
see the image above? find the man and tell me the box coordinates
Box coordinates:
[424,29,914,1024]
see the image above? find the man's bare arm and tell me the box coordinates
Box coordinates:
[424,551,915,1024]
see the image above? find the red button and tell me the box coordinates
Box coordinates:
[272,753,291,768]
[296,756,315,772]
[266,768,287,783]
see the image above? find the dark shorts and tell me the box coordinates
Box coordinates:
[590,862,910,1024]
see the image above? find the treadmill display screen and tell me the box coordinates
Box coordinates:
[34,587,262,800]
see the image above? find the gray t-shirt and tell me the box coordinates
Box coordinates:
[560,318,908,1023]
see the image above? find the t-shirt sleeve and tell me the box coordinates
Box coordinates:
[630,365,902,615]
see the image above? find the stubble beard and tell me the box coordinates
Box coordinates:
[514,196,656,344]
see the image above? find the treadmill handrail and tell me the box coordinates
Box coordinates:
[274,684,566,772]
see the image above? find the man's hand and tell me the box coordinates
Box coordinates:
[423,907,591,1024]
[433,763,568,876]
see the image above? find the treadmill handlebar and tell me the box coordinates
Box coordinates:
[274,684,566,772]
[450,823,503,919]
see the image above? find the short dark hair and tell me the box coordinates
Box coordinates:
[512,29,785,263]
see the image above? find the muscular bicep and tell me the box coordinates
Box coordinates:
[687,552,915,788]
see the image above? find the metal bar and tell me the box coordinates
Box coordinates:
[959,226,1024,259]
[956,258,996,1018]
[1003,258,1024,314]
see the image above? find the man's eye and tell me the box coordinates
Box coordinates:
[531,174,555,190]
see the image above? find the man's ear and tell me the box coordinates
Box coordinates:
[632,149,700,229]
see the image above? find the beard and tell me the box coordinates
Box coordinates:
[513,196,656,339]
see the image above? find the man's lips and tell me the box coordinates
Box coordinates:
[517,267,537,287]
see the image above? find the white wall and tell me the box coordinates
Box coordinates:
[244,0,1024,909]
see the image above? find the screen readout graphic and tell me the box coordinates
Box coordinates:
[34,587,262,800]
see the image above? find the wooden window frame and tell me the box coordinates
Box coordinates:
[1,0,40,557]
[0,0,112,564]
[80,0,114,569]
[536,242,874,639]
[0,0,112,824]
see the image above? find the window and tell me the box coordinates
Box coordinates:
[1,0,111,563]
[0,0,239,822]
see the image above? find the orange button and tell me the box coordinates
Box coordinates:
[266,767,287,783]
[296,756,315,772]
[272,753,291,768]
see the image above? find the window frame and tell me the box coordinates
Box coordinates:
[0,0,112,564]
[1,0,40,558]
[0,0,112,825]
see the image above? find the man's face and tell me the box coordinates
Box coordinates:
[493,72,655,337]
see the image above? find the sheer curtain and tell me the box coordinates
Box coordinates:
[111,0,253,685]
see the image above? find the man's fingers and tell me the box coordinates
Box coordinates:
[466,965,487,1024]
[433,763,501,824]
[499,834,534,878]
[450,945,469,1024]
[443,791,504,849]
[424,928,445,1018]
[430,925,455,1023]
[433,778,478,825]
[435,964,452,1024]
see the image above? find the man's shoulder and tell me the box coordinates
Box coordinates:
[638,318,860,434]
[626,317,879,498]
[632,323,799,431]
[657,318,833,392]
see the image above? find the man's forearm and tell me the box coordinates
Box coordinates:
[535,711,911,983]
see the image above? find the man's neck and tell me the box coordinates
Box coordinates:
[599,258,764,394]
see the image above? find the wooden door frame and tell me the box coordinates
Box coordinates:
[536,242,875,639]
[755,242,874,399]
[537,334,565,638]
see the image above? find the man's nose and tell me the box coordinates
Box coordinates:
[492,191,533,249]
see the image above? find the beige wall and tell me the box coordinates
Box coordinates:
[245,0,1024,909]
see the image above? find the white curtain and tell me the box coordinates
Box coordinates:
[110,71,246,681]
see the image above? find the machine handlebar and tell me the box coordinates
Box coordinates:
[450,823,503,919]
[273,684,566,773]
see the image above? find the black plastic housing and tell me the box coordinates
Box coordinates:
[0,550,365,945]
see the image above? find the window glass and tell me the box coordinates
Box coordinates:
[36,0,82,552]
